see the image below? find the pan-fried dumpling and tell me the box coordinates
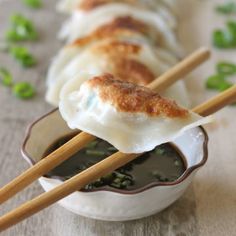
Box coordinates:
[46,39,187,106]
[59,73,211,153]
[59,3,181,56]
[58,0,177,31]
[57,0,177,17]
[57,0,150,13]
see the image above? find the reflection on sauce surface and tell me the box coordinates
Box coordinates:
[43,133,186,191]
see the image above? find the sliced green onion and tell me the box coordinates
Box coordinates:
[213,21,236,49]
[121,180,132,188]
[206,74,233,91]
[86,141,98,149]
[227,21,236,42]
[110,182,122,189]
[151,170,162,178]
[23,0,42,9]
[12,82,36,99]
[10,46,36,68]
[213,29,235,48]
[216,2,236,14]
[6,14,38,42]
[159,176,169,182]
[85,150,105,156]
[113,178,122,184]
[174,160,180,167]
[115,172,126,180]
[107,147,117,152]
[0,68,13,87]
[155,147,165,155]
[217,62,236,75]
[92,179,104,187]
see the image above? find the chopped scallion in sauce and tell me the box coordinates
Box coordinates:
[43,134,186,191]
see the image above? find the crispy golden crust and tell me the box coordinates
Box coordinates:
[79,0,136,11]
[112,58,155,85]
[94,40,155,85]
[88,74,189,118]
[94,16,147,35]
[70,16,148,48]
[71,38,155,85]
[93,40,141,54]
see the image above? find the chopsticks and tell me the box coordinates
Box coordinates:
[1,84,236,231]
[192,85,236,115]
[0,47,210,205]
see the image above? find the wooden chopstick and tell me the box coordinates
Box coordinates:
[0,47,210,205]
[0,84,236,231]
[148,47,210,91]
[192,85,236,116]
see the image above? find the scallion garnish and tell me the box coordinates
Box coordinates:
[227,21,236,42]
[174,160,180,167]
[10,46,36,67]
[0,68,13,87]
[86,141,98,149]
[107,147,117,152]
[155,148,165,155]
[205,74,233,91]
[213,30,234,48]
[6,14,38,42]
[216,2,236,14]
[217,62,236,75]
[121,180,132,188]
[12,82,35,99]
[23,0,42,9]
[85,150,105,156]
[213,21,236,48]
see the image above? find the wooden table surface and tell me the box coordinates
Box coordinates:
[0,0,235,235]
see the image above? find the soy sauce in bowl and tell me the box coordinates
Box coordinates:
[43,133,186,191]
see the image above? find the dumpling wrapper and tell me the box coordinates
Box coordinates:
[59,73,212,153]
[46,39,188,107]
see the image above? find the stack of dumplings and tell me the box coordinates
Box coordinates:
[47,0,188,106]
[46,0,210,153]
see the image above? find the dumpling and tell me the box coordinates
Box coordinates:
[57,0,177,19]
[59,3,181,56]
[46,39,187,106]
[59,73,211,153]
[57,0,148,13]
[58,0,177,31]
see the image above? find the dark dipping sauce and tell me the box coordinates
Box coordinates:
[43,133,187,191]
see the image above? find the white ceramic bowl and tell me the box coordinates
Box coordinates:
[22,109,208,221]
